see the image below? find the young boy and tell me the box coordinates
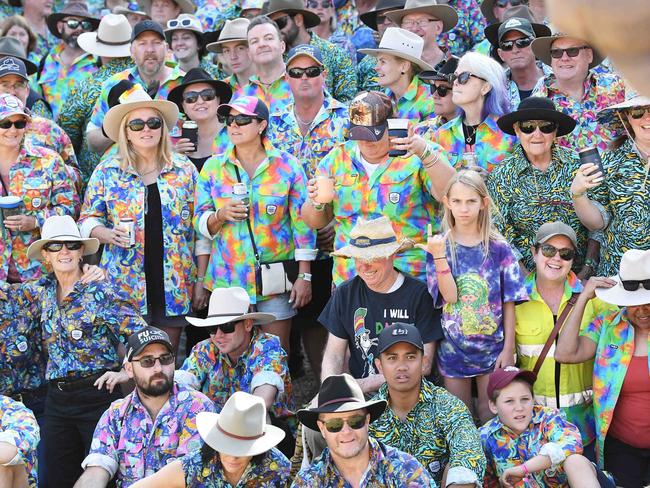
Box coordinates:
[480,367,601,487]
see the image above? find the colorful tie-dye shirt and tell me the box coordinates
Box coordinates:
[0,144,79,283]
[194,140,316,301]
[387,75,436,123]
[240,75,294,118]
[480,405,583,488]
[37,42,99,120]
[426,239,528,377]
[292,436,436,487]
[370,378,486,485]
[431,114,516,172]
[82,385,215,487]
[267,95,350,178]
[580,308,650,467]
[195,0,238,33]
[178,328,296,432]
[0,395,40,488]
[181,446,290,487]
[532,71,626,152]
[30,31,58,66]
[439,0,486,55]
[315,141,442,284]
[79,153,198,317]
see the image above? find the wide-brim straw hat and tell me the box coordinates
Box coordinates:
[186,287,276,327]
[497,96,577,136]
[359,27,434,72]
[206,18,249,53]
[47,1,100,39]
[265,0,321,29]
[27,215,99,261]
[113,2,149,17]
[531,33,604,69]
[595,249,650,307]
[197,392,285,457]
[103,84,179,142]
[597,93,650,134]
[384,0,458,33]
[141,0,196,15]
[359,0,405,31]
[77,13,132,58]
[331,216,414,260]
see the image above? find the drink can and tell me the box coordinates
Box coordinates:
[120,218,136,248]
[181,120,198,150]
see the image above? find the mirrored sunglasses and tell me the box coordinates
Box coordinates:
[64,19,94,30]
[0,119,27,129]
[127,117,163,131]
[499,37,533,51]
[43,241,84,252]
[183,88,217,104]
[549,46,590,59]
[287,66,323,79]
[131,353,175,368]
[319,414,367,433]
[537,243,575,261]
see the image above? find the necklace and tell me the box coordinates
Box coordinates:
[293,109,314,128]
[138,166,158,177]
[462,121,478,145]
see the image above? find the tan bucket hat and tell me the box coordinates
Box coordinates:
[206,18,250,53]
[359,27,434,71]
[141,0,196,15]
[27,215,99,261]
[185,287,276,327]
[331,216,413,260]
[384,0,458,33]
[77,13,132,58]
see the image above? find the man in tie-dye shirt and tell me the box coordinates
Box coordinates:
[77,327,214,488]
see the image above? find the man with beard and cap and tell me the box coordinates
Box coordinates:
[38,1,100,120]
[74,327,214,488]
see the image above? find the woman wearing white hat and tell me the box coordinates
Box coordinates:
[164,14,221,79]
[131,391,290,487]
[555,249,650,485]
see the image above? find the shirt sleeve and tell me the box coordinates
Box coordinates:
[287,156,317,254]
[250,336,288,394]
[179,342,212,391]
[193,157,218,240]
[0,399,39,466]
[317,283,348,339]
[414,281,443,342]
[580,312,606,343]
[498,241,529,304]
[82,406,120,478]
[98,284,147,344]
[539,407,583,467]
[43,152,80,225]
[79,163,109,238]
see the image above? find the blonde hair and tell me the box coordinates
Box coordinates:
[117,108,173,172]
[441,170,504,264]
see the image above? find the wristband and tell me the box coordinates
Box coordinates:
[521,462,530,482]
[197,275,205,281]
[571,191,586,199]
[297,272,312,282]
[434,256,446,260]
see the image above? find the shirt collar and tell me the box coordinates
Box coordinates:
[525,271,583,301]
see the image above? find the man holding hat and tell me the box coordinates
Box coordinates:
[293,373,435,486]
[75,326,214,488]
[206,18,255,93]
[370,323,486,487]
[39,1,100,120]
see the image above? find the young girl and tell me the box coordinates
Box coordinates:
[419,170,527,423]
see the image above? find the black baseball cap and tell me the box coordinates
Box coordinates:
[132,20,165,42]
[127,327,173,360]
[378,323,423,354]
[0,56,28,82]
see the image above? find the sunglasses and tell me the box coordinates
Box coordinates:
[287,66,324,79]
[518,120,558,134]
[64,19,94,30]
[168,17,194,28]
[549,46,590,59]
[495,0,527,6]
[620,277,650,292]
[626,107,650,119]
[305,0,332,8]
[206,321,240,335]
[499,37,533,51]
[450,71,485,85]
[274,14,295,30]
[218,113,259,127]
[537,243,575,261]
[430,83,452,97]
[43,241,84,252]
[0,119,27,129]
[127,117,162,131]
[401,19,437,29]
[319,414,367,433]
[183,88,217,104]
[131,353,175,368]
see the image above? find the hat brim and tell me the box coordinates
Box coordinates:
[0,54,37,75]
[206,37,247,53]
[197,412,286,457]
[537,232,577,250]
[348,123,388,142]
[297,399,387,432]
[484,21,551,48]
[77,32,132,58]
[27,236,100,261]
[597,94,650,133]
[167,78,233,112]
[595,277,650,307]
[497,107,577,136]
[141,0,196,14]
[358,47,434,72]
[384,4,458,33]
[331,239,413,260]
[531,35,604,69]
[267,8,321,29]
[46,13,100,39]
[103,99,179,142]
[113,6,150,16]
[185,311,276,327]
[480,0,497,24]
[127,338,172,360]
[217,102,258,118]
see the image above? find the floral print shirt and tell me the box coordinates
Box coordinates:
[82,385,215,487]
[0,395,40,488]
[439,0,486,55]
[79,153,198,317]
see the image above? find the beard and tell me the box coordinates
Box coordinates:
[282,22,300,48]
[135,371,173,397]
[62,33,79,49]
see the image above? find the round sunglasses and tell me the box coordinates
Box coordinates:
[127,117,162,131]
[287,66,323,79]
[499,37,533,51]
[0,119,27,130]
[318,414,367,433]
[43,241,84,252]
[131,353,175,368]
[218,113,260,127]
[183,88,217,104]
[517,120,558,134]
[536,243,575,261]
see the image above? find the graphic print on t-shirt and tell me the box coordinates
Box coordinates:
[352,307,377,377]
[443,273,497,336]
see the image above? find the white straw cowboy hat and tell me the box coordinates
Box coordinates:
[359,27,434,71]
[596,249,650,307]
[384,0,458,33]
[27,215,99,261]
[103,83,179,142]
[78,13,132,58]
[197,392,285,457]
[206,18,250,53]
[185,287,276,327]
[331,216,413,260]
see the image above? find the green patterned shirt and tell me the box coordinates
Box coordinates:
[308,34,357,102]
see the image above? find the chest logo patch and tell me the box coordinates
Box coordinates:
[17,341,27,352]
[32,197,42,208]
[266,204,277,215]
[389,192,400,204]
[71,329,83,340]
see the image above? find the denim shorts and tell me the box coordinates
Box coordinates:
[255,292,296,321]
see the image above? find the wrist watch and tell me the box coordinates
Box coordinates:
[297,272,312,282]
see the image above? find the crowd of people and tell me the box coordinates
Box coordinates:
[0,0,648,486]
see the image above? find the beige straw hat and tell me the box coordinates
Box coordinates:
[331,216,413,260]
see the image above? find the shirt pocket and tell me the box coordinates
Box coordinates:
[65,307,99,354]
[335,173,361,217]
[22,178,50,213]
[105,196,134,227]
[378,163,419,214]
[256,183,289,226]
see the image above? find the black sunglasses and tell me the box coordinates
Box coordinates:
[499,37,533,51]
[620,277,650,292]
[0,119,27,129]
[549,46,590,59]
[218,113,259,127]
[131,353,175,368]
[450,71,485,85]
[518,120,558,134]
[430,83,452,97]
[495,0,527,6]
[274,14,295,30]
[64,19,94,30]
[319,414,367,433]
[206,321,240,335]
[626,107,650,119]
[537,243,575,261]
[287,66,324,79]
[183,88,217,104]
[127,117,163,131]
[43,241,84,252]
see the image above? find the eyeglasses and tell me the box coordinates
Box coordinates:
[620,277,650,292]
[495,0,528,7]
[0,119,27,129]
[64,19,94,30]
[287,66,324,79]
[401,18,438,29]
[518,120,558,134]
[206,321,239,335]
[305,0,332,8]
[430,83,452,97]
[536,243,575,261]
[499,37,533,51]
[43,241,84,252]
[126,117,163,131]
[183,88,217,104]
[0,81,28,91]
[450,71,485,85]
[168,17,194,28]
[549,46,590,59]
[218,113,259,127]
[626,107,650,119]
[131,353,175,368]
[319,414,367,433]
[274,14,295,30]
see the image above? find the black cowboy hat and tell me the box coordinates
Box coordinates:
[167,68,232,113]
[419,55,459,82]
[359,0,405,31]
[497,96,577,136]
[47,1,100,39]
